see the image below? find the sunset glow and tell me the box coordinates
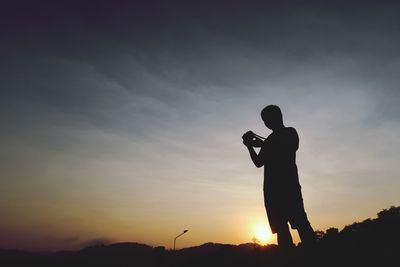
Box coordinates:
[254,223,272,245]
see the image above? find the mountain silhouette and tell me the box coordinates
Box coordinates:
[1,206,399,266]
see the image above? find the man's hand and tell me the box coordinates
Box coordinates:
[242,139,252,147]
[242,131,263,147]
[252,137,263,147]
[242,131,254,147]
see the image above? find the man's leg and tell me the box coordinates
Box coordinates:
[290,189,317,246]
[296,214,317,245]
[277,223,294,248]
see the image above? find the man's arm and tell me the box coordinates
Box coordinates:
[243,142,264,168]
[242,131,265,168]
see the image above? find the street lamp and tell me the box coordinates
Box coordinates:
[173,230,188,250]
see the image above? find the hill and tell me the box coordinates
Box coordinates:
[1,206,399,267]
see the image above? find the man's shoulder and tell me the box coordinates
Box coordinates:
[285,127,299,138]
[285,126,297,133]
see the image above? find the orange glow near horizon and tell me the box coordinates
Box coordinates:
[253,222,272,245]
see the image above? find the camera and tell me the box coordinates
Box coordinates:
[242,131,264,147]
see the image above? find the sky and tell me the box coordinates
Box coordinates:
[1,0,400,251]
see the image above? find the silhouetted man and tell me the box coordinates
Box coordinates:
[242,105,316,248]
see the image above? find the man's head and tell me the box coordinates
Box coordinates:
[261,105,284,130]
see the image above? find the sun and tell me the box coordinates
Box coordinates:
[254,223,271,244]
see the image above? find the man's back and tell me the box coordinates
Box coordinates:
[261,127,300,188]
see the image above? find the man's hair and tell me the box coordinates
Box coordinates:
[261,105,283,124]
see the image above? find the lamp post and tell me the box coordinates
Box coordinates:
[173,230,188,250]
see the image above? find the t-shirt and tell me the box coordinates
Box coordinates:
[259,127,300,191]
